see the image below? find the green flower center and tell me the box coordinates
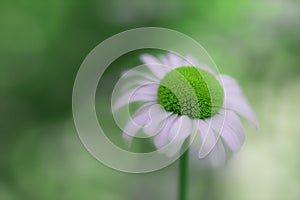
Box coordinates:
[157,66,224,119]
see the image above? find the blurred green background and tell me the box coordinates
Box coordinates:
[1,0,300,199]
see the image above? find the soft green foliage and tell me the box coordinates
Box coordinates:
[157,66,224,119]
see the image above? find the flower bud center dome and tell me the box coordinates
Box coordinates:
[157,66,224,119]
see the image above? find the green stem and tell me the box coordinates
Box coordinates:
[179,149,189,200]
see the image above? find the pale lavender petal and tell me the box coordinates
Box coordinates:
[158,139,187,157]
[167,117,182,140]
[168,115,193,142]
[120,68,160,94]
[217,75,258,128]
[158,115,193,157]
[144,104,171,136]
[153,128,168,149]
[113,93,154,112]
[130,103,154,126]
[147,64,171,78]
[140,54,168,79]
[159,55,173,68]
[123,132,132,144]
[196,119,219,159]
[133,84,158,96]
[140,54,161,65]
[121,69,160,82]
[120,79,158,93]
[185,54,216,74]
[153,115,178,148]
[211,110,245,152]
[122,103,152,140]
[204,139,226,167]
[167,53,187,68]
[160,53,190,68]
[112,83,158,111]
[130,93,156,102]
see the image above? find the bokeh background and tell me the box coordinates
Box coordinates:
[1,0,300,199]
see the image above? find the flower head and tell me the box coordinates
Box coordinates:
[113,53,257,166]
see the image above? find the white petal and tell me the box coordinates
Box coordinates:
[133,84,158,96]
[123,132,132,144]
[159,55,173,68]
[112,83,158,111]
[131,93,156,102]
[121,69,160,82]
[185,54,216,74]
[144,105,171,136]
[204,139,226,167]
[120,79,157,94]
[147,64,170,78]
[122,104,152,138]
[158,139,187,157]
[196,119,219,159]
[168,115,193,142]
[217,75,258,128]
[140,54,168,79]
[167,53,186,68]
[158,118,192,157]
[211,110,245,152]
[154,115,195,157]
[119,69,159,93]
[153,115,177,148]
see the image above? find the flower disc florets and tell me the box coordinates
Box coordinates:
[157,66,224,119]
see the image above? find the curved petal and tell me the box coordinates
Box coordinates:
[133,84,158,96]
[211,110,245,152]
[120,79,158,94]
[122,103,153,143]
[185,54,216,74]
[167,53,187,68]
[217,75,258,128]
[140,54,169,79]
[195,117,226,166]
[153,115,177,148]
[159,55,173,69]
[158,115,193,157]
[168,115,193,142]
[121,69,160,82]
[196,119,219,159]
[203,139,226,167]
[112,83,158,111]
[158,117,183,156]
[144,105,171,136]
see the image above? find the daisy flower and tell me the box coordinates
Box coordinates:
[113,53,257,165]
